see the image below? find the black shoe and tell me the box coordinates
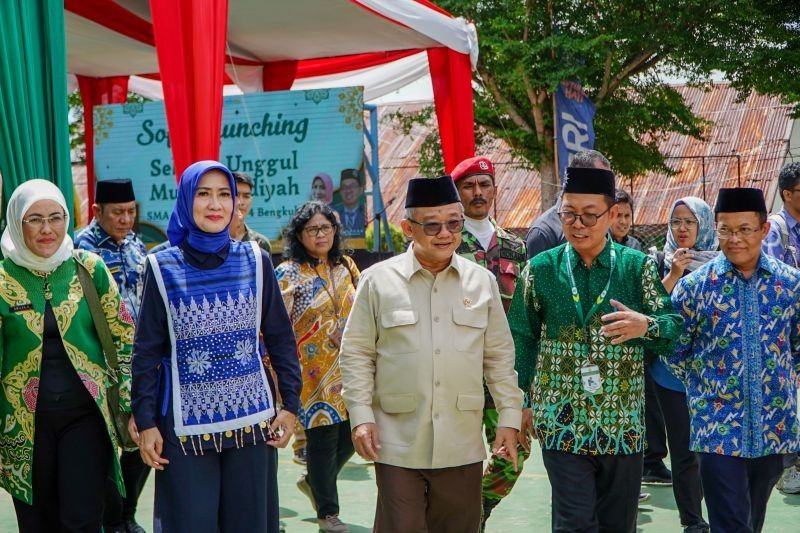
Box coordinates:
[683,522,710,533]
[642,462,672,485]
[104,525,126,533]
[125,519,147,533]
[293,447,307,465]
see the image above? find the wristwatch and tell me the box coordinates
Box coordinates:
[643,316,659,340]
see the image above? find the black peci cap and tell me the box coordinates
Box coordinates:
[405,175,461,208]
[562,167,616,198]
[714,187,767,214]
[95,179,135,204]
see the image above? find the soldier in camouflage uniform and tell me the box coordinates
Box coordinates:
[451,157,528,530]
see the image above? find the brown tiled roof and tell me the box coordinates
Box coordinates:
[373,83,794,231]
[632,84,794,225]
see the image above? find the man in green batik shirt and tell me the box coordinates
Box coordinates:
[509,166,682,532]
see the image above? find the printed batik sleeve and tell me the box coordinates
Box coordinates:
[762,223,786,262]
[792,285,800,374]
[274,262,297,319]
[509,262,541,407]
[664,277,697,382]
[631,258,681,353]
[0,313,4,376]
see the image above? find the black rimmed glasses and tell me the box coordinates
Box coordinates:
[303,224,335,237]
[558,206,611,227]
[407,218,464,236]
[716,226,758,240]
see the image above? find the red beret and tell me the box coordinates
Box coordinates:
[451,156,494,182]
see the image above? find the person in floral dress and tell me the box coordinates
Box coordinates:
[276,201,359,533]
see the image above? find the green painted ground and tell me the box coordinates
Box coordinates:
[1,441,797,531]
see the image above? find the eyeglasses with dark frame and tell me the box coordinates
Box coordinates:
[557,206,611,227]
[303,224,335,237]
[407,218,464,236]
[716,226,759,240]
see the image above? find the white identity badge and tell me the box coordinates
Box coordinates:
[581,363,603,395]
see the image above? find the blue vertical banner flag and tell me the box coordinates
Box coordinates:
[555,81,596,183]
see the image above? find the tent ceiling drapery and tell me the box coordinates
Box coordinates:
[65,0,476,184]
[112,0,476,61]
[64,10,157,77]
[65,1,476,78]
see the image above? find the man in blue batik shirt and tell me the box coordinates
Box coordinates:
[74,178,149,533]
[75,179,146,323]
[669,187,800,533]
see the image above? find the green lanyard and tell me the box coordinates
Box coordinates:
[564,239,617,331]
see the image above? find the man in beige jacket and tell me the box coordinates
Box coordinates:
[340,175,522,532]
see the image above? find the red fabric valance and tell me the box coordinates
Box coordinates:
[262,60,299,91]
[149,0,228,179]
[260,50,421,91]
[297,49,420,78]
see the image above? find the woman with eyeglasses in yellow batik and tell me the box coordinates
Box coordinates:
[275,201,359,533]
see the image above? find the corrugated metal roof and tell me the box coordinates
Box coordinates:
[373,84,794,230]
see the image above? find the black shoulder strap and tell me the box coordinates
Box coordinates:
[73,252,119,381]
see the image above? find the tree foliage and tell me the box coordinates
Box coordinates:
[365,221,408,253]
[412,0,800,208]
[67,90,149,162]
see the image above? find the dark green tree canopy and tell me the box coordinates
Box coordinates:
[423,0,800,208]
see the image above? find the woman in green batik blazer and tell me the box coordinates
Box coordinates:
[0,180,134,532]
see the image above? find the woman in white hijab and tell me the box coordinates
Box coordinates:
[0,180,134,532]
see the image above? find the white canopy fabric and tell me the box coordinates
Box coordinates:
[66,0,477,78]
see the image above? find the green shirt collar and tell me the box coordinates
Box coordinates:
[567,238,614,270]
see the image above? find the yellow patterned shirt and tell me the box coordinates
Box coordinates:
[275,257,359,428]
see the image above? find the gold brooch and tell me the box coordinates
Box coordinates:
[463,297,472,307]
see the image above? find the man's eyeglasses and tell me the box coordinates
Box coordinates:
[558,207,611,227]
[716,227,758,240]
[407,218,464,236]
[303,224,334,237]
[22,214,66,229]
[669,218,699,229]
